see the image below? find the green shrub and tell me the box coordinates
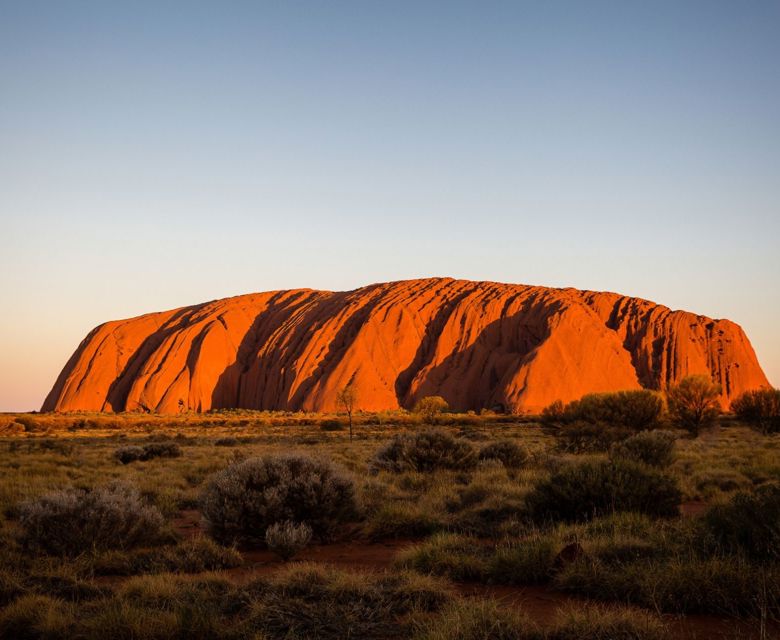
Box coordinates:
[265,521,312,561]
[413,396,450,420]
[556,422,633,453]
[478,440,528,469]
[142,442,182,458]
[525,460,681,524]
[667,375,721,434]
[114,445,146,464]
[200,453,358,544]
[396,533,486,581]
[693,469,751,498]
[703,483,780,562]
[115,442,182,464]
[86,573,236,638]
[486,535,558,585]
[372,429,477,473]
[543,390,664,429]
[731,388,780,434]
[609,431,676,468]
[556,555,779,617]
[18,481,165,556]
[540,400,565,425]
[319,418,346,431]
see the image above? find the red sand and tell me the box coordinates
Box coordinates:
[171,511,772,640]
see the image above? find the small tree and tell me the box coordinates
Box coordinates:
[667,375,721,435]
[336,384,358,441]
[413,396,449,422]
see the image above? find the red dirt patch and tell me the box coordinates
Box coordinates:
[171,509,202,539]
[173,510,772,640]
[680,501,709,518]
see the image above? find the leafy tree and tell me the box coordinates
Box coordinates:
[667,375,721,434]
[413,396,450,422]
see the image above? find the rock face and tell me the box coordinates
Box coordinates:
[42,278,770,414]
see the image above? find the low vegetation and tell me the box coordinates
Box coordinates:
[115,441,182,464]
[371,428,477,472]
[732,387,780,434]
[17,481,165,555]
[703,482,780,561]
[478,439,529,468]
[265,520,313,561]
[542,390,664,430]
[413,396,451,420]
[525,459,681,524]
[0,402,777,638]
[609,430,676,468]
[200,453,359,545]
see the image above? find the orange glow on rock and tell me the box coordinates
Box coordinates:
[42,278,770,414]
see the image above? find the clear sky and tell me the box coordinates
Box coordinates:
[1,1,778,412]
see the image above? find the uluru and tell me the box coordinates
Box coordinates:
[42,278,769,414]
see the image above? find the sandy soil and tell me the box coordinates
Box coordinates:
[172,509,774,640]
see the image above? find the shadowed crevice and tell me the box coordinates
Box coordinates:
[104,305,207,411]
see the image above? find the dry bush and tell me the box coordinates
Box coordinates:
[90,536,243,575]
[0,594,74,639]
[114,442,182,464]
[556,553,780,618]
[546,603,667,640]
[319,418,346,431]
[371,429,476,473]
[366,502,445,540]
[18,481,164,555]
[265,521,313,561]
[114,445,146,464]
[247,563,452,639]
[609,430,676,468]
[200,453,358,544]
[413,598,537,640]
[478,439,528,469]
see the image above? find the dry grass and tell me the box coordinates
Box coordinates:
[0,410,777,637]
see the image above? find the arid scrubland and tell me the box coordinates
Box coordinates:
[0,389,778,639]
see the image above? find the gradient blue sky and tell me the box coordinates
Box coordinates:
[1,1,778,411]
